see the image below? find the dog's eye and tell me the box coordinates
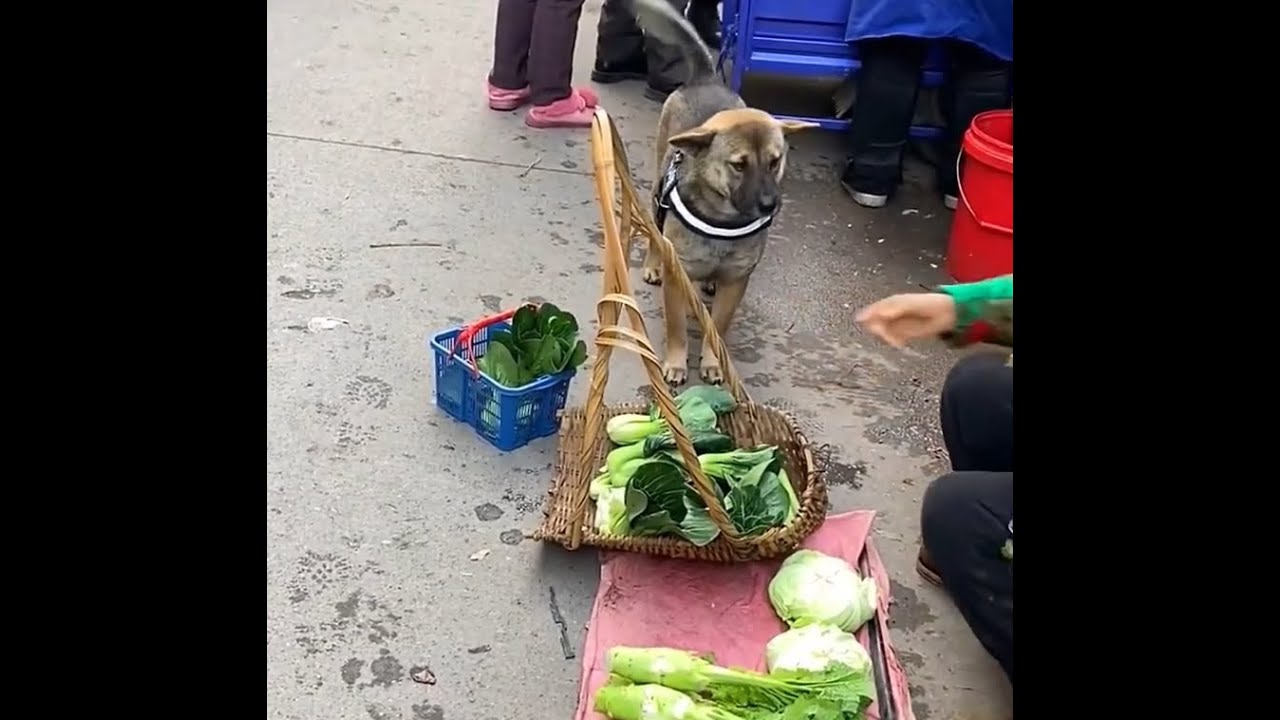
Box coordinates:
[730,158,748,171]
[769,156,781,171]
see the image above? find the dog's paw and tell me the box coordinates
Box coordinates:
[642,267,663,285]
[662,362,688,386]
[701,280,716,296]
[700,363,724,385]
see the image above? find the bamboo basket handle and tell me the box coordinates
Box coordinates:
[569,107,743,548]
[604,117,750,405]
[594,323,739,540]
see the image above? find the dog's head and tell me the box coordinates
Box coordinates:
[668,109,818,220]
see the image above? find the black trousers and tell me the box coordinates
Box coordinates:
[920,352,1013,682]
[595,0,719,89]
[845,37,1012,198]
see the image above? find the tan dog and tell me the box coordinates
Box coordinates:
[627,0,816,385]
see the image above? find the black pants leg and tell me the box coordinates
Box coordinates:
[594,0,691,91]
[687,0,722,49]
[937,41,1013,198]
[940,352,1013,472]
[644,0,693,91]
[843,36,928,199]
[594,0,647,74]
[920,353,1013,682]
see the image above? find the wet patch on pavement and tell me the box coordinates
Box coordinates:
[826,460,868,488]
[888,579,938,632]
[412,704,445,720]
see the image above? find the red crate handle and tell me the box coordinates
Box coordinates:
[447,303,538,378]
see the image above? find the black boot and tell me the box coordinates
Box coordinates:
[592,55,649,84]
[842,37,927,207]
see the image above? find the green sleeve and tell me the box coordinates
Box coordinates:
[936,274,1013,347]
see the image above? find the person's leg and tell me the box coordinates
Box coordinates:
[939,352,1014,473]
[841,36,928,208]
[938,41,1012,207]
[687,0,722,50]
[488,0,537,109]
[920,470,1014,682]
[644,0,693,102]
[525,0,598,127]
[592,0,648,83]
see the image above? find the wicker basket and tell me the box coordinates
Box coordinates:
[531,108,829,563]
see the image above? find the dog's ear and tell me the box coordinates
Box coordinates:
[668,127,717,154]
[776,120,820,135]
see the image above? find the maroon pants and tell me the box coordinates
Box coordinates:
[490,0,586,106]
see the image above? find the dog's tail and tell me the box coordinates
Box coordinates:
[626,0,717,86]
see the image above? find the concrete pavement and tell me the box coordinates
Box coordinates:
[267,1,1012,718]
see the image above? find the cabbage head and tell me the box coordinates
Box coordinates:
[765,623,873,676]
[767,550,877,632]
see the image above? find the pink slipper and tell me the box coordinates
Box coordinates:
[488,83,598,112]
[525,89,598,128]
[488,82,531,111]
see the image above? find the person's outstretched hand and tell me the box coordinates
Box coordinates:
[856,292,957,348]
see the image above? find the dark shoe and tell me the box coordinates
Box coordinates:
[916,547,943,587]
[591,57,648,84]
[644,83,680,103]
[840,161,891,208]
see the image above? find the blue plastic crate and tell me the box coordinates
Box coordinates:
[429,321,576,452]
[722,0,949,136]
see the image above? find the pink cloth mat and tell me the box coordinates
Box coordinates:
[573,510,915,720]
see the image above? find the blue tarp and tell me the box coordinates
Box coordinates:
[844,0,1013,62]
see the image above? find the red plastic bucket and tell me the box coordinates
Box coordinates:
[946,110,1013,283]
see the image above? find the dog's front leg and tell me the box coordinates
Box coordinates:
[661,275,689,385]
[699,276,748,384]
[642,236,663,285]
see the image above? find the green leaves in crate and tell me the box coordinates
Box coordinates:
[624,458,721,547]
[476,302,588,388]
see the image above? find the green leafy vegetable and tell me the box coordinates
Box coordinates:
[603,647,875,716]
[606,414,657,445]
[594,487,631,537]
[768,550,878,633]
[644,429,735,458]
[605,429,733,483]
[593,681,748,720]
[606,441,649,476]
[698,446,778,484]
[605,396,719,445]
[624,458,721,546]
[655,384,738,416]
[475,303,588,389]
[777,468,800,525]
[474,341,521,387]
[673,446,795,536]
[723,449,791,537]
[589,472,611,501]
[668,395,718,432]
